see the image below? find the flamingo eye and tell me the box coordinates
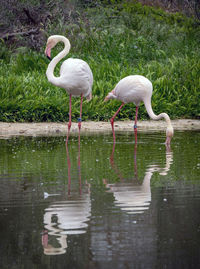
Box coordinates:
[47,39,56,49]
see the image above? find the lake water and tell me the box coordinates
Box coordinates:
[0,131,200,269]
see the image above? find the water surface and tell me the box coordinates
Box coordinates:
[0,131,200,268]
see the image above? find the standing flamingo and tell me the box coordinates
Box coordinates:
[105,75,174,146]
[45,35,93,143]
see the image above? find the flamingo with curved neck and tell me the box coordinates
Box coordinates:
[45,35,93,143]
[105,75,174,146]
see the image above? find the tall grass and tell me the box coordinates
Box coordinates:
[0,1,199,122]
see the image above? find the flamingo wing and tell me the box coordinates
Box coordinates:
[59,58,93,98]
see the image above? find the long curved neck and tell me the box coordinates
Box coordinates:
[144,98,172,127]
[46,36,71,86]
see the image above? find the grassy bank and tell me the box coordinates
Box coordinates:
[0,1,200,122]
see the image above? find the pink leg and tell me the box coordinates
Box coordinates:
[77,95,82,195]
[78,94,83,132]
[66,144,71,196]
[134,106,139,145]
[66,94,72,144]
[78,131,82,195]
[134,141,138,179]
[110,141,116,165]
[110,142,123,181]
[134,106,139,129]
[110,103,125,142]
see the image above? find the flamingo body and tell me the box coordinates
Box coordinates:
[110,75,152,105]
[59,58,93,99]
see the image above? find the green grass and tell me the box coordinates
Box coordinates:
[0,1,200,122]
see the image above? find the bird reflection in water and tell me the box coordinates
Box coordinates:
[42,134,91,255]
[104,141,173,214]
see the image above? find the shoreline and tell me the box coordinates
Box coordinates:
[0,119,200,138]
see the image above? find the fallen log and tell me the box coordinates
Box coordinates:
[0,28,39,40]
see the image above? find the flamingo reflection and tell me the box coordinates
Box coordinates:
[104,142,173,214]
[42,135,91,255]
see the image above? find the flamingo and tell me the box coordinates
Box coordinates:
[104,75,174,146]
[45,35,93,143]
[42,140,91,255]
[104,142,173,215]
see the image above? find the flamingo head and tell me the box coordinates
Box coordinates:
[165,125,174,146]
[104,90,116,102]
[45,36,59,60]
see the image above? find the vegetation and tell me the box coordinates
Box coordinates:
[0,0,200,122]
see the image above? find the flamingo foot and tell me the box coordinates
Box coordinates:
[78,117,82,130]
[66,122,71,144]
[110,119,116,142]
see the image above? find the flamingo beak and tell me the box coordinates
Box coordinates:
[45,45,52,61]
[104,96,109,102]
[165,126,174,147]
[46,55,52,61]
[165,135,172,146]
[41,230,49,248]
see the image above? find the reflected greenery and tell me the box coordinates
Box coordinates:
[0,131,200,186]
[0,131,200,268]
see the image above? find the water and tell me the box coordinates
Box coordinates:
[0,131,200,268]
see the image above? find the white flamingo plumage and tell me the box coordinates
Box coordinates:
[105,75,174,146]
[45,35,93,142]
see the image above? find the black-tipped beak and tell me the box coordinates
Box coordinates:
[46,55,52,61]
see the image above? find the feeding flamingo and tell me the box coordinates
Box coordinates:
[104,142,173,215]
[45,35,93,142]
[105,75,174,146]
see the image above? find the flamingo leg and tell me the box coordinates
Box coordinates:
[134,106,139,145]
[134,140,138,179]
[78,130,82,195]
[110,103,125,142]
[66,94,72,144]
[66,143,71,196]
[78,94,83,132]
[134,106,139,129]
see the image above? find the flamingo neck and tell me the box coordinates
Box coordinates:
[142,171,152,193]
[144,98,173,129]
[46,36,71,86]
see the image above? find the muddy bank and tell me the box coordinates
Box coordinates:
[0,119,200,138]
